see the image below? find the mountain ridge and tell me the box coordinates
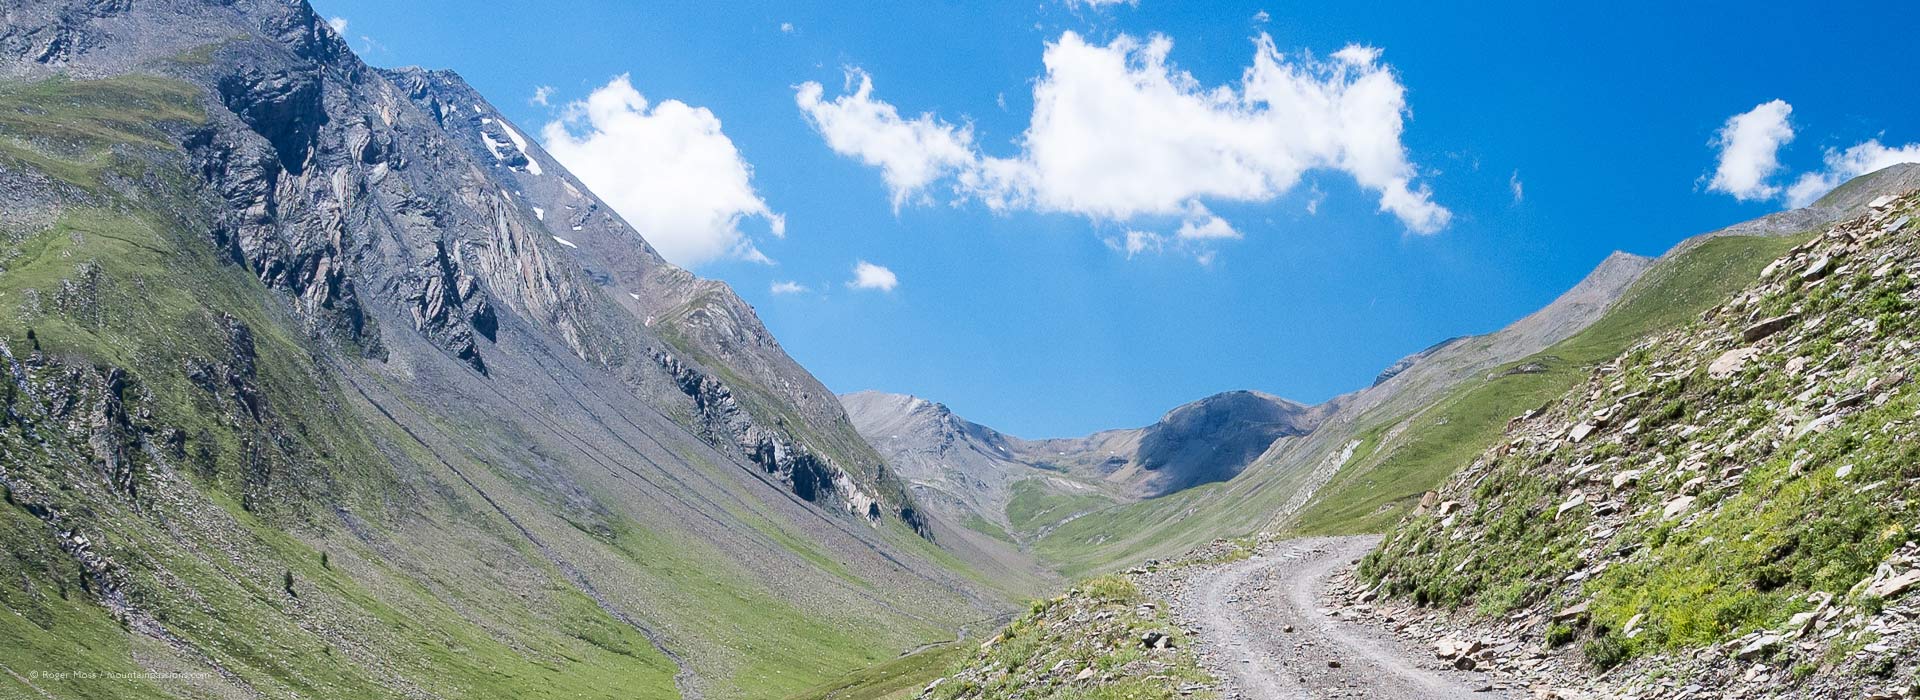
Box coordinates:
[844,387,1334,524]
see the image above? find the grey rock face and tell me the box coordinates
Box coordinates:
[375,65,917,529]
[1012,390,1336,499]
[1132,390,1326,493]
[1373,336,1466,387]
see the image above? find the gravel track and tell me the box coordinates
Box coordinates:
[1156,536,1511,700]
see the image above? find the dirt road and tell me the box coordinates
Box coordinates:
[1158,536,1509,700]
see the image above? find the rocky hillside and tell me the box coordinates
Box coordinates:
[0,2,1017,698]
[1359,192,1920,697]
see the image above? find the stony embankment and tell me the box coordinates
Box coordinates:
[1354,191,1920,699]
[1329,548,1920,699]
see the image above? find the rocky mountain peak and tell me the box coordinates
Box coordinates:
[1131,390,1327,491]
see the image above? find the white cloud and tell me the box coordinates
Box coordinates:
[1107,213,1231,262]
[848,261,898,291]
[1063,0,1137,6]
[1174,201,1239,239]
[1784,139,1920,208]
[1331,45,1381,66]
[780,22,795,33]
[770,280,809,295]
[974,32,1449,232]
[1700,99,1920,208]
[1253,10,1271,23]
[1117,230,1164,257]
[542,75,781,268]
[1706,99,1794,201]
[799,31,1451,249]
[796,70,978,208]
[327,16,348,34]
[530,85,554,107]
[1509,170,1524,204]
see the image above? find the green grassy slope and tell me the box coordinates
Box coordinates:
[783,645,969,700]
[1290,233,1807,534]
[1004,479,1115,537]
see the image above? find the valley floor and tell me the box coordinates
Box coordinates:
[1141,537,1505,700]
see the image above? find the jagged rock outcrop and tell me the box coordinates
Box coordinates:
[660,351,895,526]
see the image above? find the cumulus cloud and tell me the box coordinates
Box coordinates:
[1105,203,1237,262]
[1701,100,1920,208]
[327,16,348,34]
[530,85,554,107]
[542,75,781,268]
[1116,230,1164,257]
[977,32,1447,231]
[1063,0,1137,6]
[1253,10,1271,23]
[1706,99,1795,201]
[1174,201,1239,240]
[770,281,809,295]
[1784,140,1920,208]
[780,22,795,33]
[796,71,978,208]
[848,261,898,291]
[798,31,1451,253]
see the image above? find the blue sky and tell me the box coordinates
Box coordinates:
[313,0,1920,438]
